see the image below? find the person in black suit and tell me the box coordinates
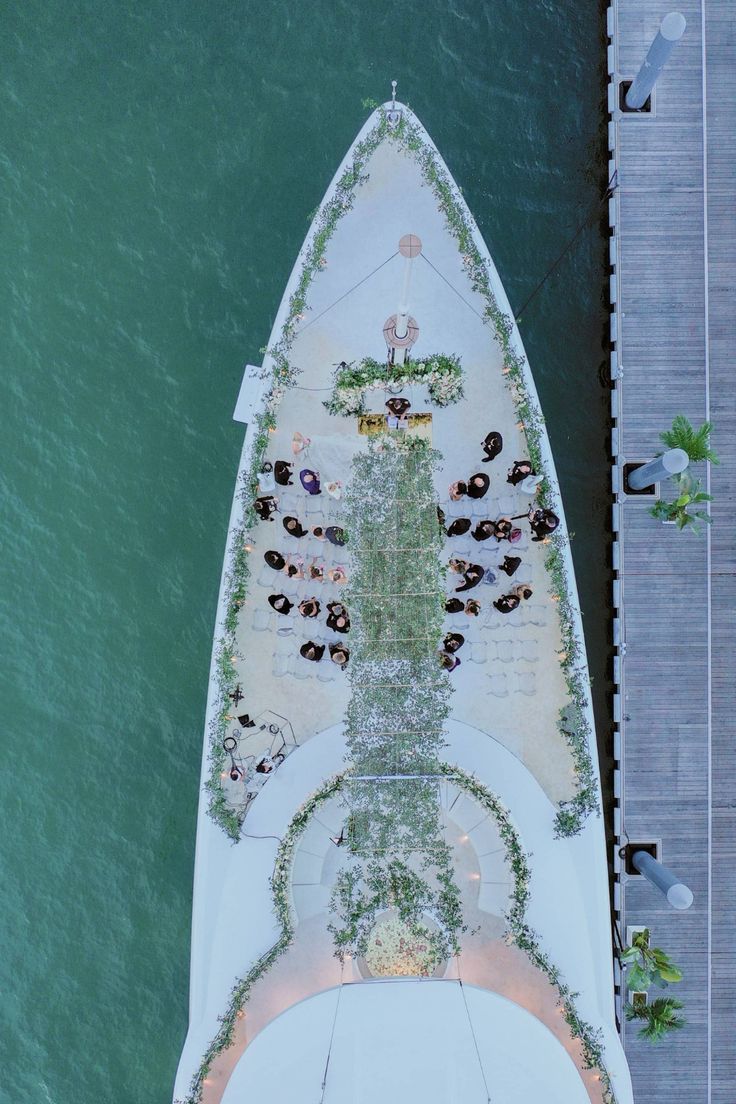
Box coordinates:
[481,431,503,462]
[268,594,294,615]
[466,472,490,499]
[274,460,294,486]
[264,550,286,571]
[446,517,472,538]
[283,516,308,538]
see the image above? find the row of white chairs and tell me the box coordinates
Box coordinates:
[487,670,537,697]
[442,494,519,520]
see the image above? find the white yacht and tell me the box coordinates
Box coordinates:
[173,96,634,1104]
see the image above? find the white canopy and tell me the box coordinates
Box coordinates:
[221,979,590,1104]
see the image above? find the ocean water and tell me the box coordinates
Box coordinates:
[0,3,610,1101]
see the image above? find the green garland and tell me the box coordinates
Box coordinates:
[324,353,464,415]
[180,764,615,1103]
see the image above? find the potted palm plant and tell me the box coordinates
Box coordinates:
[660,415,719,466]
[625,996,686,1042]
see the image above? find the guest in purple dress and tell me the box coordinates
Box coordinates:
[300,469,321,495]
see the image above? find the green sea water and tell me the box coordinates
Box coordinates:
[1,3,611,1101]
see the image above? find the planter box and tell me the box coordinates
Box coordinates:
[631,990,649,1009]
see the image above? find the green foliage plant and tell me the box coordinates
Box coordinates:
[660,415,719,466]
[625,996,686,1043]
[621,928,683,992]
[649,482,712,534]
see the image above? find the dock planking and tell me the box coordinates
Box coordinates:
[610,0,735,1100]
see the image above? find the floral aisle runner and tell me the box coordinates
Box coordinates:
[327,435,464,970]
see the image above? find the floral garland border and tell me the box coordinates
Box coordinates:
[204,104,600,840]
[324,352,464,415]
[180,766,615,1104]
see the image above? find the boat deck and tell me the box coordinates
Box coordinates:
[608,0,735,1097]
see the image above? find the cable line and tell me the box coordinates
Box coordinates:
[513,170,618,323]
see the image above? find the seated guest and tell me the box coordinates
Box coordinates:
[481,430,503,463]
[449,480,468,501]
[258,464,276,493]
[528,507,560,541]
[471,519,497,542]
[498,554,522,577]
[325,525,347,546]
[456,563,484,593]
[291,431,310,455]
[327,565,348,585]
[443,632,465,653]
[466,472,490,499]
[298,597,321,618]
[308,561,325,583]
[300,468,321,494]
[264,549,287,571]
[445,597,465,614]
[311,525,327,540]
[385,396,411,417]
[274,460,294,486]
[283,515,308,538]
[438,650,461,672]
[255,756,276,775]
[327,609,350,633]
[255,495,278,521]
[465,598,481,617]
[283,556,304,579]
[493,516,513,540]
[300,641,325,662]
[325,480,343,499]
[493,593,521,614]
[326,600,350,633]
[512,583,533,602]
[437,505,446,529]
[446,517,472,538]
[268,593,294,615]
[507,459,534,486]
[329,642,350,668]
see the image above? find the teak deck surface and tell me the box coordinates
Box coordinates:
[610,0,735,1100]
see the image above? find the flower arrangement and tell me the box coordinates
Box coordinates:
[324,354,464,416]
[364,915,440,977]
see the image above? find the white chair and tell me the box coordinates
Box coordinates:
[515,565,533,585]
[306,495,324,518]
[514,670,537,696]
[253,608,270,631]
[279,492,298,515]
[487,673,508,697]
[516,640,540,663]
[468,642,487,664]
[497,495,515,514]
[495,640,514,663]
[526,603,547,626]
[272,653,289,678]
[257,564,275,587]
[317,662,338,683]
[507,609,524,628]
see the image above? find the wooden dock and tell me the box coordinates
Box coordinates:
[607,0,735,1100]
